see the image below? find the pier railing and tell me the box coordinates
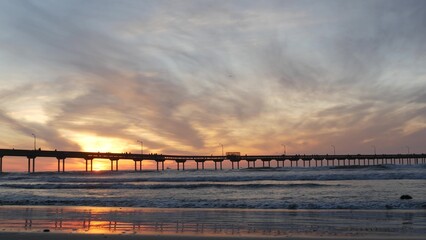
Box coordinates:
[0,148,425,173]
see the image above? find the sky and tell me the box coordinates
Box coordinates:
[0,0,425,171]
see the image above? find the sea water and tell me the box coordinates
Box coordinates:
[0,164,425,209]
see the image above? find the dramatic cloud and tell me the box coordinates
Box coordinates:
[0,0,425,170]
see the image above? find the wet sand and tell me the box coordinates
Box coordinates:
[0,206,425,239]
[2,232,425,240]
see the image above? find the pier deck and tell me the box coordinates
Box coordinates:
[0,148,425,173]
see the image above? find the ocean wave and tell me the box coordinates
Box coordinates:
[0,198,424,210]
[32,173,426,183]
[1,165,424,211]
[0,182,335,190]
[1,164,424,183]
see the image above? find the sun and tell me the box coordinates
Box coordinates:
[61,131,131,153]
[78,136,127,153]
[92,164,106,171]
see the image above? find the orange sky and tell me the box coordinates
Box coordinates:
[0,1,425,171]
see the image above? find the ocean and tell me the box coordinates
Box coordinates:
[1,164,425,210]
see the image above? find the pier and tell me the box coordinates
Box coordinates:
[0,148,425,173]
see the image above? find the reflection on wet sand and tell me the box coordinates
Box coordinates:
[0,206,425,238]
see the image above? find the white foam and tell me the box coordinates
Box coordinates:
[0,164,425,210]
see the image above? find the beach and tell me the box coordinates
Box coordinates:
[1,232,424,240]
[0,206,425,239]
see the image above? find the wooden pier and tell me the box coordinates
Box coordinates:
[0,148,425,173]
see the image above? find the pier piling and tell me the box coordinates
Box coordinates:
[0,149,424,173]
[27,157,36,173]
[57,158,65,172]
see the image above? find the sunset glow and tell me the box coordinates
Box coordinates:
[0,0,425,171]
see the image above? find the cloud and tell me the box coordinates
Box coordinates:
[0,0,425,159]
[0,107,81,150]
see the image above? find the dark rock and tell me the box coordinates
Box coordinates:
[385,205,393,209]
[400,195,413,200]
[43,229,50,232]
[288,204,298,209]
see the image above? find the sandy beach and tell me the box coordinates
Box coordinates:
[0,206,425,239]
[1,232,425,240]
